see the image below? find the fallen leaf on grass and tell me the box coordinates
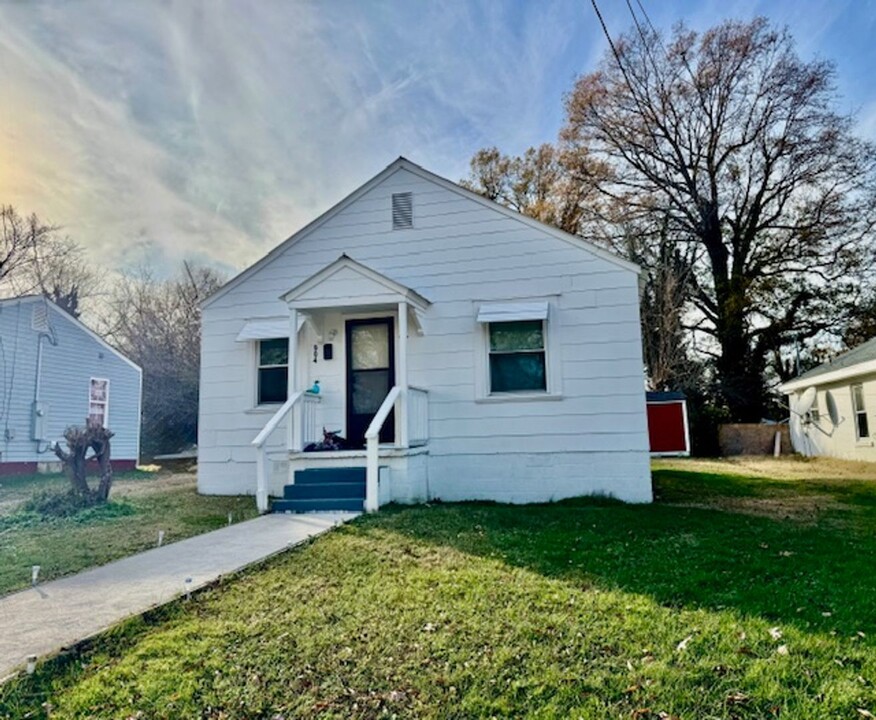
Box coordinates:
[856,709,874,718]
[676,635,693,651]
[726,692,750,705]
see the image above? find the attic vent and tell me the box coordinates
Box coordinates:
[392,192,413,230]
[32,302,50,333]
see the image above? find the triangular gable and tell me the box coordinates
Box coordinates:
[203,157,639,309]
[280,254,431,311]
[0,295,141,374]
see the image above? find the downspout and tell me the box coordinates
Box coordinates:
[33,333,47,453]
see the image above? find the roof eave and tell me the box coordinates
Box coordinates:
[780,358,876,393]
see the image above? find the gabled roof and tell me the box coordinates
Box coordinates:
[0,295,141,373]
[646,391,686,402]
[203,157,641,309]
[781,337,876,392]
[281,254,431,311]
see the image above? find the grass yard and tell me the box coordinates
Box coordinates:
[0,470,258,597]
[4,456,876,718]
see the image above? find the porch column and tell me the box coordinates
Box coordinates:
[287,306,300,452]
[397,301,409,448]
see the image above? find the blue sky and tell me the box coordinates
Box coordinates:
[1,0,874,276]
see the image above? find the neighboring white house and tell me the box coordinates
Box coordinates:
[781,338,876,460]
[0,296,142,474]
[198,157,652,512]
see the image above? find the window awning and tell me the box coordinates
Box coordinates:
[476,302,549,323]
[235,316,306,342]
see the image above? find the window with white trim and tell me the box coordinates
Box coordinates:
[488,320,547,394]
[89,378,109,427]
[257,338,288,404]
[852,383,869,439]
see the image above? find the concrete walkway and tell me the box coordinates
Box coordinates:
[0,512,357,681]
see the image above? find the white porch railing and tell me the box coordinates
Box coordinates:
[301,392,321,447]
[251,391,321,513]
[408,386,429,447]
[365,385,401,512]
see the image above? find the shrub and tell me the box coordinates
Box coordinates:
[23,488,100,518]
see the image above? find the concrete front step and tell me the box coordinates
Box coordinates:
[283,481,366,500]
[272,498,365,513]
[270,467,369,513]
[293,467,367,485]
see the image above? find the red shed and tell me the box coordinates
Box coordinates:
[646,391,690,456]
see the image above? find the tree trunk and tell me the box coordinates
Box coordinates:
[53,421,115,503]
[93,434,113,502]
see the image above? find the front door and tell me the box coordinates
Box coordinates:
[346,317,395,448]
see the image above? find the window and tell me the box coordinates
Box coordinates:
[257,338,288,404]
[852,383,869,439]
[488,320,547,394]
[89,378,109,427]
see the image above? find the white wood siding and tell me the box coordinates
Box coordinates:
[788,375,876,461]
[199,166,651,502]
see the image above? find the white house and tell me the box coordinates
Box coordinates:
[198,158,652,512]
[0,296,142,474]
[781,338,876,460]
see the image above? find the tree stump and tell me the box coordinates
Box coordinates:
[53,420,115,503]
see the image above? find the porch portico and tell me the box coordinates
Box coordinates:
[251,255,431,513]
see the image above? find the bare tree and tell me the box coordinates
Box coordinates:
[560,16,876,420]
[0,205,100,317]
[0,206,54,285]
[102,261,224,457]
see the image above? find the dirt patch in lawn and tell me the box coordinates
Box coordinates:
[112,472,196,499]
[667,493,840,523]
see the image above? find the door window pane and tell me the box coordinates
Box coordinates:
[351,325,390,369]
[351,369,391,414]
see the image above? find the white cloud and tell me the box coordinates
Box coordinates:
[0,0,872,278]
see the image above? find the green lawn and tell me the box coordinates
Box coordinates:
[0,470,258,597]
[3,457,876,718]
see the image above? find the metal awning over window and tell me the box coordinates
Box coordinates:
[235,316,306,342]
[476,301,549,323]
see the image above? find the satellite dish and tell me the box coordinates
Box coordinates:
[825,391,840,426]
[796,387,817,416]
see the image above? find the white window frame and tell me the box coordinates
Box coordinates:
[88,377,110,427]
[473,300,562,403]
[256,338,289,407]
[851,383,869,441]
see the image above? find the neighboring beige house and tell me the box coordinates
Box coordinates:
[781,338,876,460]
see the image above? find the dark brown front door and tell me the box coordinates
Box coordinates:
[346,317,395,448]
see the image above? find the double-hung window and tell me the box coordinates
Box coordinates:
[852,383,869,440]
[257,338,288,405]
[488,320,547,393]
[475,301,558,400]
[89,378,109,427]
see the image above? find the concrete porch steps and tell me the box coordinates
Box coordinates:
[272,467,366,513]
